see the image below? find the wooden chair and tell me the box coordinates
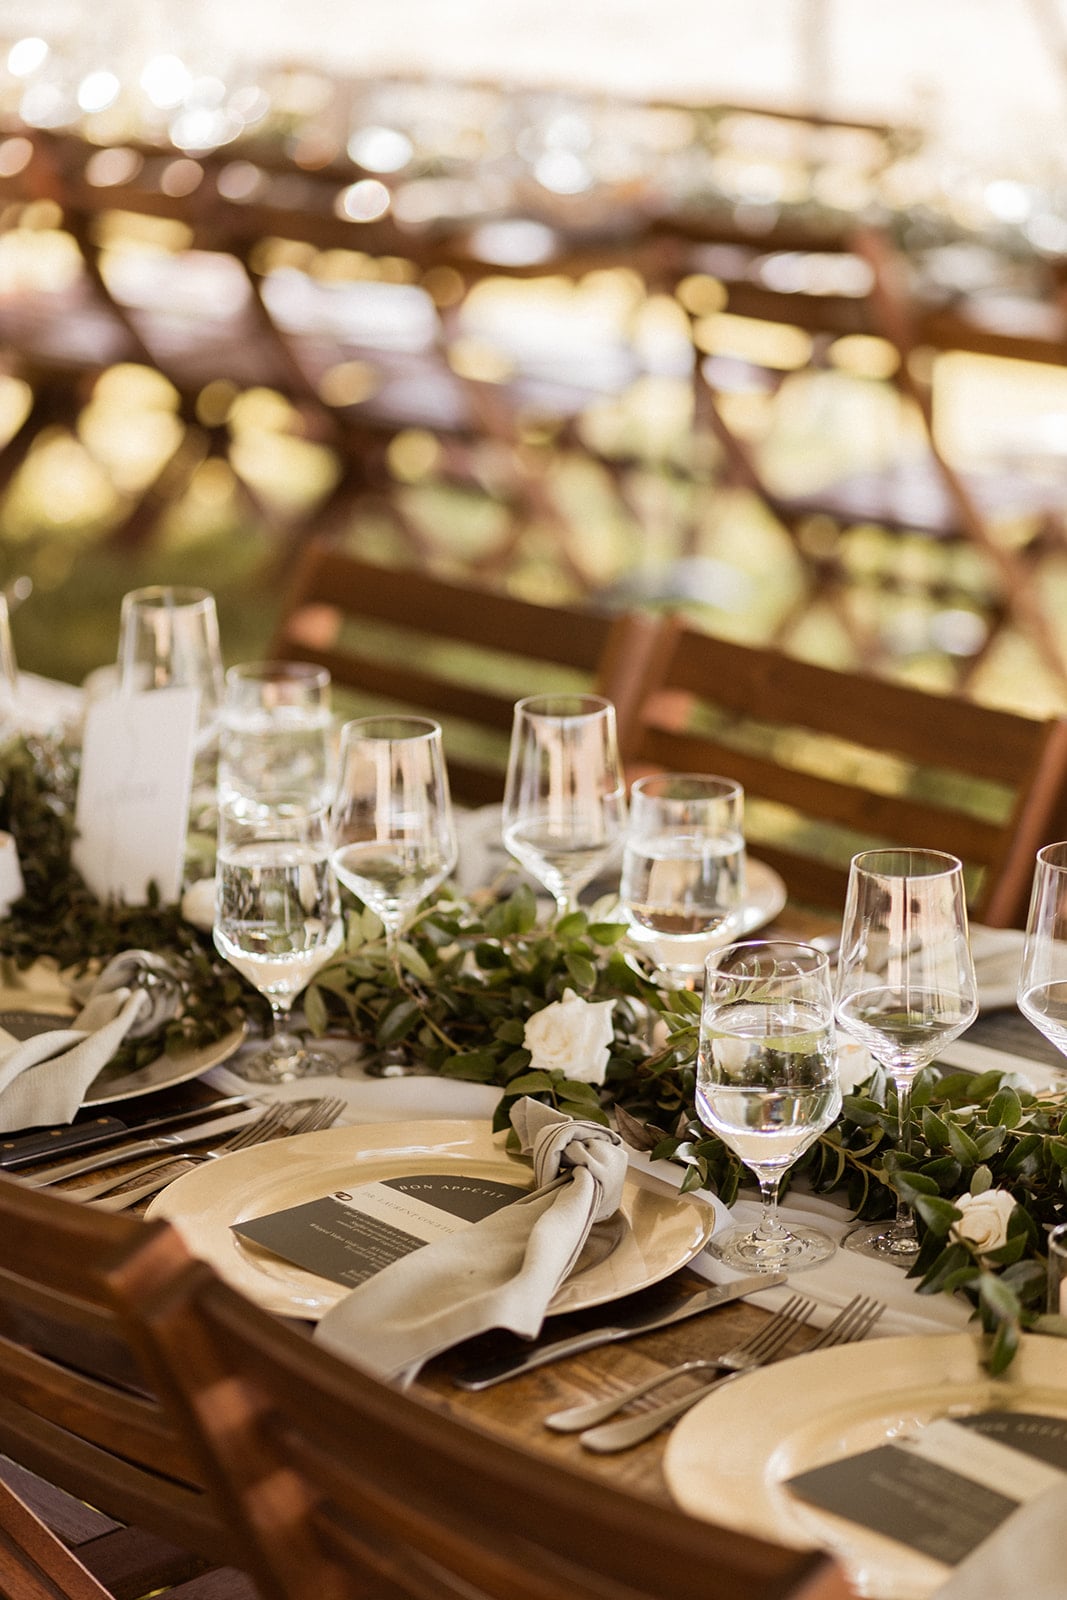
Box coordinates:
[0,1174,258,1599]
[269,540,665,804]
[627,621,1067,927]
[135,1257,853,1600]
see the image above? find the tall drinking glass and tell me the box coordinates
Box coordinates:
[698,940,840,1271]
[1017,841,1067,1090]
[502,694,626,918]
[835,848,977,1261]
[621,773,745,985]
[0,592,19,740]
[118,586,224,837]
[330,716,457,957]
[214,799,343,1083]
[219,660,333,814]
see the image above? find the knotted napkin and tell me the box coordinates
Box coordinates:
[0,950,182,1132]
[314,1097,627,1386]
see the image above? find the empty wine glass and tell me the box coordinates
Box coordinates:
[0,591,19,741]
[330,716,457,957]
[1017,841,1067,1091]
[621,773,746,985]
[502,694,626,918]
[698,940,841,1271]
[219,660,333,814]
[214,799,344,1083]
[835,848,978,1261]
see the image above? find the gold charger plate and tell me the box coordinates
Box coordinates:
[145,1117,716,1319]
[663,1332,1067,1600]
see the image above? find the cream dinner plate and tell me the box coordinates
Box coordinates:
[145,1117,716,1319]
[663,1332,1067,1600]
[83,1023,248,1104]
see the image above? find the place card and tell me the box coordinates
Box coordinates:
[72,686,199,905]
[232,1172,528,1288]
[786,1411,1067,1567]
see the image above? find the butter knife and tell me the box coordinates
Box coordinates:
[18,1107,265,1188]
[453,1272,785,1389]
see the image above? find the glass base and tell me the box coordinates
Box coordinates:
[710,1219,836,1273]
[842,1218,919,1264]
[344,1045,435,1079]
[240,1030,337,1084]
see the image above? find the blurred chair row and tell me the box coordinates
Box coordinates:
[272,539,1067,927]
[0,1175,853,1600]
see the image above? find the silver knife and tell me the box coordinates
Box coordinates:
[452,1271,785,1389]
[17,1107,265,1188]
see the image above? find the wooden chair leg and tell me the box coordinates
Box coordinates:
[0,1472,112,1600]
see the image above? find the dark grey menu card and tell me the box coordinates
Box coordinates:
[232,1173,528,1288]
[786,1413,1067,1567]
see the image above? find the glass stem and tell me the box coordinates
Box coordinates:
[892,1071,918,1241]
[752,1170,788,1241]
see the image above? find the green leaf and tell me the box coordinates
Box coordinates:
[969,1164,993,1196]
[987,1086,1023,1129]
[945,1122,982,1167]
[987,1315,1020,1377]
[564,953,598,990]
[376,997,421,1047]
[587,921,627,946]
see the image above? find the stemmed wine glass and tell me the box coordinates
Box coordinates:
[698,940,841,1271]
[835,848,978,1261]
[620,772,746,986]
[1017,841,1067,1091]
[214,799,344,1083]
[329,716,458,957]
[502,694,626,918]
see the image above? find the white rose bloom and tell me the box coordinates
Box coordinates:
[181,876,216,931]
[523,988,616,1086]
[950,1189,1016,1256]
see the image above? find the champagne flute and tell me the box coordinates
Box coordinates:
[330,716,457,957]
[502,694,626,918]
[698,940,841,1271]
[1017,841,1067,1090]
[214,799,343,1083]
[621,772,746,985]
[219,660,334,814]
[835,848,978,1261]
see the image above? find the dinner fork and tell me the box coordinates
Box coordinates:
[572,1293,885,1453]
[73,1097,346,1208]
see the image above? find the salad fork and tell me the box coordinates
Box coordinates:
[74,1097,346,1209]
[572,1293,885,1453]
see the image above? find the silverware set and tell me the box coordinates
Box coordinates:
[547,1292,885,1453]
[23,1096,346,1210]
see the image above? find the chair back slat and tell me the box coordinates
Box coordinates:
[270,541,663,803]
[632,624,1067,925]
[135,1264,854,1600]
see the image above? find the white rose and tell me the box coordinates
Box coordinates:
[950,1189,1016,1256]
[181,876,216,931]
[836,1041,875,1096]
[523,989,615,1086]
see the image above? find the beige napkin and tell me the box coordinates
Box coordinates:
[931,1481,1067,1600]
[0,950,183,1131]
[314,1098,627,1386]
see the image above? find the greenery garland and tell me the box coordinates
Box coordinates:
[2,733,1064,1371]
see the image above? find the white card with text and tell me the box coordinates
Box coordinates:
[73,686,199,905]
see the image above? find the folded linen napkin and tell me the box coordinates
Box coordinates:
[0,950,183,1131]
[930,1480,1067,1600]
[314,1097,627,1386]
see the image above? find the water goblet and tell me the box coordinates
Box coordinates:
[502,694,626,918]
[214,798,344,1083]
[1017,841,1067,1091]
[835,848,978,1262]
[219,660,333,814]
[620,772,746,986]
[698,939,841,1271]
[330,715,457,959]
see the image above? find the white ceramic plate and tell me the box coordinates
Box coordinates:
[83,1024,248,1104]
[146,1117,716,1319]
[663,1332,1067,1600]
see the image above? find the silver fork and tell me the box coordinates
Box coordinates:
[73,1097,346,1208]
[575,1293,885,1454]
[545,1293,815,1437]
